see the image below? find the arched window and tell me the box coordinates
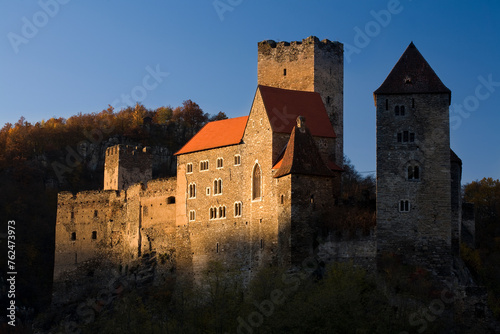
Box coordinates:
[408,165,420,180]
[188,183,196,198]
[252,163,262,200]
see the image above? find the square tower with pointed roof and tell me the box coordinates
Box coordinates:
[374,42,454,276]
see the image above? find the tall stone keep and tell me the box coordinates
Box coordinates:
[257,36,344,166]
[104,145,152,191]
[374,42,452,276]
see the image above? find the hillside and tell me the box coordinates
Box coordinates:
[0,100,227,315]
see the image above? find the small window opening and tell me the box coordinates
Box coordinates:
[397,133,402,142]
[399,200,410,212]
[167,196,176,204]
[260,239,263,249]
[395,106,400,116]
[92,231,97,240]
[385,99,389,110]
[71,232,76,241]
[94,210,98,218]
[71,211,74,219]
[216,242,219,253]
[280,194,284,205]
[283,68,287,76]
[326,96,331,104]
[408,166,420,180]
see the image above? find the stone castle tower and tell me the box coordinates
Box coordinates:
[374,42,453,276]
[258,36,344,166]
[104,145,152,191]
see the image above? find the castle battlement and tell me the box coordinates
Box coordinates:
[258,36,342,50]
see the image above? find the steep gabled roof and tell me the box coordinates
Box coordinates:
[259,85,336,138]
[450,149,462,165]
[274,116,334,178]
[174,116,248,155]
[374,42,451,98]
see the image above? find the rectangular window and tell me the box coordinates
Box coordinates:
[206,187,211,196]
[399,200,410,212]
[71,232,76,241]
[217,158,223,169]
[234,155,241,166]
[71,211,75,219]
[186,163,193,174]
[397,133,402,142]
[403,131,409,142]
[92,231,97,240]
[234,202,242,217]
[189,210,196,222]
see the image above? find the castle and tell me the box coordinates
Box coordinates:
[53,36,471,286]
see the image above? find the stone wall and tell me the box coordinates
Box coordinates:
[54,175,177,282]
[376,93,452,276]
[451,158,462,255]
[258,36,344,166]
[104,145,152,191]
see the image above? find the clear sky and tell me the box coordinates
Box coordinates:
[1,0,499,183]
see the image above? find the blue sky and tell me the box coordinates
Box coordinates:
[1,0,499,183]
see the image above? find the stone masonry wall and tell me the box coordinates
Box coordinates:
[376,93,452,276]
[54,175,177,282]
[258,36,344,166]
[104,145,152,191]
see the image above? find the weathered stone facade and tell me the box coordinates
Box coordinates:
[374,43,465,277]
[54,36,344,284]
[258,36,344,166]
[54,38,475,293]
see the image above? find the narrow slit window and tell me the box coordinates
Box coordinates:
[252,164,262,200]
[385,99,389,110]
[283,68,287,76]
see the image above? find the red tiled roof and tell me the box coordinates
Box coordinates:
[174,116,248,155]
[274,117,334,178]
[259,85,336,138]
[374,42,451,98]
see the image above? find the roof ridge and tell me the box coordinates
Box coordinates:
[374,42,451,98]
[274,116,334,178]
